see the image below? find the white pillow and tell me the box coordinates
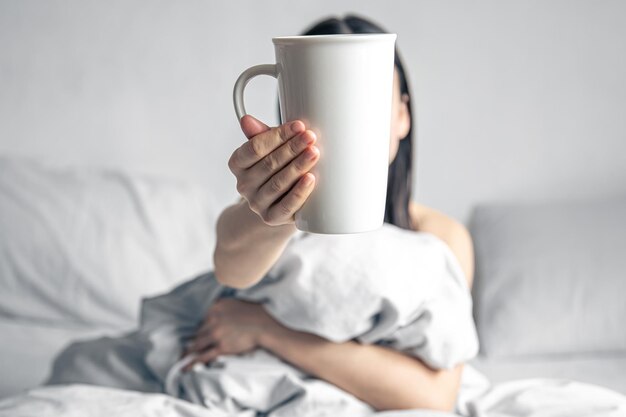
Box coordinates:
[470,196,626,358]
[0,156,218,331]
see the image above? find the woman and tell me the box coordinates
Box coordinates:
[186,15,474,412]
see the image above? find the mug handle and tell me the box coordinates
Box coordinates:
[233,64,278,120]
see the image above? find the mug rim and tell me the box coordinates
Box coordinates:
[272,33,396,45]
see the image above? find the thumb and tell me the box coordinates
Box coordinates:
[240,115,270,140]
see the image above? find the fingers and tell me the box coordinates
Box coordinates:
[254,145,319,210]
[230,120,306,171]
[264,173,316,225]
[185,312,216,355]
[183,323,217,368]
[230,117,319,226]
[240,115,270,139]
[198,312,217,334]
[246,129,317,189]
[183,347,221,372]
[196,347,220,364]
[188,332,215,354]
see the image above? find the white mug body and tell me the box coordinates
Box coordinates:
[273,34,396,234]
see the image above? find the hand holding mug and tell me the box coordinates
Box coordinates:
[229,115,319,226]
[233,34,397,234]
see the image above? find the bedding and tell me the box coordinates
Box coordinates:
[0,155,217,331]
[0,319,109,398]
[0,155,219,398]
[2,378,625,417]
[48,225,479,416]
[470,196,626,358]
[37,226,626,415]
[2,155,625,415]
[464,378,626,416]
[470,354,626,394]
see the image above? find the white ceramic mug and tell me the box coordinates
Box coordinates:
[233,34,397,234]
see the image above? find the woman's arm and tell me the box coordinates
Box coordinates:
[410,202,474,287]
[213,200,296,288]
[187,299,462,412]
[198,203,473,411]
[213,115,319,289]
[259,319,462,412]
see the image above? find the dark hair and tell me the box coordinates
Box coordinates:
[302,15,415,230]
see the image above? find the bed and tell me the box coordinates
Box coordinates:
[0,155,218,398]
[0,155,625,416]
[468,196,626,396]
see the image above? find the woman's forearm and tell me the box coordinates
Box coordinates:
[213,200,296,288]
[258,324,462,412]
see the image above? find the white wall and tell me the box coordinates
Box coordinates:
[1,0,625,222]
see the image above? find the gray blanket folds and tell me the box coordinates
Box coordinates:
[49,225,478,416]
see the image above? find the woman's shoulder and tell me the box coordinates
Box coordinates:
[408,202,466,234]
[409,202,474,287]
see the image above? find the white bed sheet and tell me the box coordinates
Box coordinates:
[470,354,626,395]
[0,318,118,398]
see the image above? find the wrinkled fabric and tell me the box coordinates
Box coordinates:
[5,380,626,417]
[50,225,479,415]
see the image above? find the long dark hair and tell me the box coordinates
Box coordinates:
[301,15,415,230]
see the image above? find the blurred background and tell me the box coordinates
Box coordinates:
[2,0,626,402]
[1,0,625,223]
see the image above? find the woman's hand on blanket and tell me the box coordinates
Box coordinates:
[231,115,319,226]
[183,298,278,370]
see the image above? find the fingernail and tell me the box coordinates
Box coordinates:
[290,121,305,134]
[302,173,314,186]
[299,131,315,147]
[306,146,319,160]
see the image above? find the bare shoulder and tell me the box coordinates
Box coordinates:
[408,202,468,238]
[409,202,474,288]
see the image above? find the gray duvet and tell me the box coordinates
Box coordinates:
[47,226,478,415]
